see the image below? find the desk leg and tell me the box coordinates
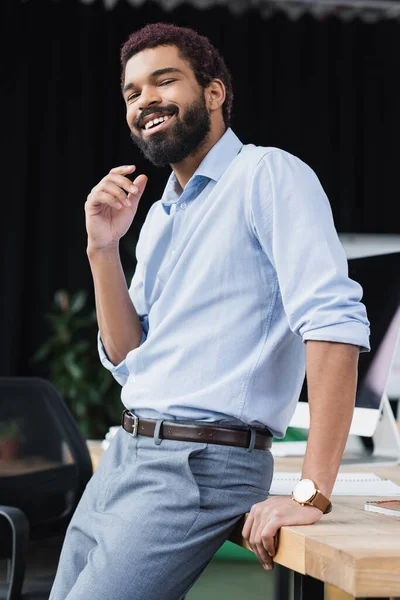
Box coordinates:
[293,572,324,600]
[274,564,291,600]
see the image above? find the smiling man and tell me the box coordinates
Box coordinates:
[124,55,218,170]
[49,23,370,600]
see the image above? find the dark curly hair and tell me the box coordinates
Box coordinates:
[120,23,233,127]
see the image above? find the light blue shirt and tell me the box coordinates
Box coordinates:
[98,128,370,438]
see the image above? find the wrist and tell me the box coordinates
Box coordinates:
[301,478,332,499]
[87,241,119,259]
[292,478,332,514]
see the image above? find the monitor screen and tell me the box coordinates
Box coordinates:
[290,251,400,437]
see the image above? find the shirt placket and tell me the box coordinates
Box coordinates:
[169,180,199,256]
[158,183,196,284]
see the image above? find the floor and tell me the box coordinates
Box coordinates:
[0,537,276,599]
[187,559,275,599]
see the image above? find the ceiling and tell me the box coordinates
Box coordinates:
[75,0,400,22]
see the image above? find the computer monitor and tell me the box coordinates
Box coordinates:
[290,251,400,439]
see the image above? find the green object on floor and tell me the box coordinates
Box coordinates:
[214,540,257,561]
[186,559,275,599]
[213,427,307,561]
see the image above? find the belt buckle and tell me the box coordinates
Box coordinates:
[124,409,139,437]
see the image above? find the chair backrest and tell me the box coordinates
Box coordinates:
[0,376,93,540]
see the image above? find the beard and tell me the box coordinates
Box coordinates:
[129,93,211,168]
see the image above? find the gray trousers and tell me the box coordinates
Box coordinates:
[49,425,274,600]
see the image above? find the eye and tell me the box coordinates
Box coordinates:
[127,92,140,103]
[159,79,176,86]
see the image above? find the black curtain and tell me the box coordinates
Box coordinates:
[1,0,399,377]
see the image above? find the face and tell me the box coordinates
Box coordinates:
[123,45,212,167]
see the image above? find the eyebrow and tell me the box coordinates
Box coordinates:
[122,67,185,96]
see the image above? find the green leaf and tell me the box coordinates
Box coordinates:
[31,340,53,363]
[70,315,96,330]
[86,387,101,405]
[54,290,70,312]
[74,401,87,418]
[70,290,87,314]
[63,356,83,380]
[30,286,121,438]
[73,340,91,354]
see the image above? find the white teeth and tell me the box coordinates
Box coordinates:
[144,115,172,130]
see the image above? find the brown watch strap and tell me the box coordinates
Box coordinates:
[310,491,332,514]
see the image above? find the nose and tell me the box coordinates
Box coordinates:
[138,85,162,112]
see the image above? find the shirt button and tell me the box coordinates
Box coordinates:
[180,202,187,210]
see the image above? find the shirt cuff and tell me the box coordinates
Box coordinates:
[302,321,371,353]
[97,330,147,386]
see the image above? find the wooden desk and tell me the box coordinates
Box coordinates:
[0,457,61,476]
[246,459,400,600]
[86,440,104,472]
[86,440,400,600]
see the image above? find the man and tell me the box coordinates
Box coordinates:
[50,22,370,600]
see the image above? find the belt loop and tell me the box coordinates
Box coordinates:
[153,418,165,446]
[246,427,257,452]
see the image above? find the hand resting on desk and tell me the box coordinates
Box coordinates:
[241,495,322,571]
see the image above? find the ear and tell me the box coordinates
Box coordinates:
[205,79,226,113]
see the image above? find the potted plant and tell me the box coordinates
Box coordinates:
[0,420,22,460]
[31,289,122,440]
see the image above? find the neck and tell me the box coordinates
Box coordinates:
[171,123,226,190]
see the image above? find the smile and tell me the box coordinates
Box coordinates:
[142,114,175,135]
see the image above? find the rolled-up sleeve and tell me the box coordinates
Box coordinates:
[97,328,146,386]
[249,150,371,352]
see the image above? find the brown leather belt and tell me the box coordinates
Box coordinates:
[121,409,273,450]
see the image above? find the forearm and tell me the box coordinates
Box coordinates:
[301,340,360,497]
[87,244,143,365]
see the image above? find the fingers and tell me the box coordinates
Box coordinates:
[108,165,139,197]
[242,497,324,572]
[110,165,137,176]
[242,502,279,571]
[87,165,145,211]
[252,520,278,570]
[132,173,148,192]
[242,513,270,568]
[95,181,133,209]
[125,174,149,209]
[241,512,253,540]
[257,520,279,561]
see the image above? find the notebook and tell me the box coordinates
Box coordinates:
[364,499,400,515]
[270,472,400,496]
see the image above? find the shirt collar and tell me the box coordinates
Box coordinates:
[194,127,243,182]
[161,128,243,208]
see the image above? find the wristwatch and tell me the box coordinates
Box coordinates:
[291,478,332,514]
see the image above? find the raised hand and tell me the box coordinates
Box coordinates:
[85,165,148,251]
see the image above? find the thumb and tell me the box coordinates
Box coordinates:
[241,512,253,539]
[132,173,148,197]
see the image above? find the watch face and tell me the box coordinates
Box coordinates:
[294,479,316,503]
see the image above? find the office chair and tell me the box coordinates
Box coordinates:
[0,377,93,599]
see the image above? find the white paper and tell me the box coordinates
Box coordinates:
[270,472,400,496]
